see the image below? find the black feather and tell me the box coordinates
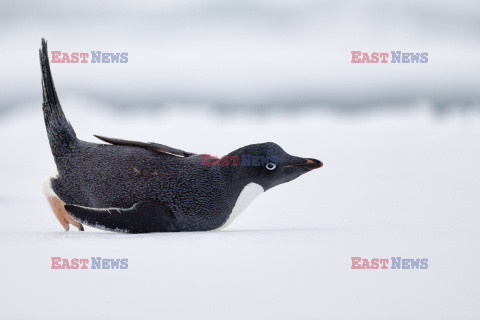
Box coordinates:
[40,38,77,156]
[94,135,193,157]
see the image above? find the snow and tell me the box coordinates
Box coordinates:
[0,103,479,319]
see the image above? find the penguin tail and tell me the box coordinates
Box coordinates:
[39,38,78,156]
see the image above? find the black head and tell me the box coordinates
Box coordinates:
[226,142,323,191]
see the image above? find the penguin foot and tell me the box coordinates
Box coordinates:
[46,196,84,231]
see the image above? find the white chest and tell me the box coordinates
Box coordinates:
[216,182,264,230]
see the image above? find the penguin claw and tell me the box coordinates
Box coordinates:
[46,195,84,232]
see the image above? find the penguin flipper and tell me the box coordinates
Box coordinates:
[64,201,179,233]
[94,135,193,158]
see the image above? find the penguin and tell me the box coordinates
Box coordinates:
[39,38,323,234]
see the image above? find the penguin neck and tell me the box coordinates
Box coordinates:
[216,166,265,230]
[217,164,260,206]
[220,164,255,194]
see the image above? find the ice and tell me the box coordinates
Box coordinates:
[0,102,479,319]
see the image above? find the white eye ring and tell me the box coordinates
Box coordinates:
[266,162,276,170]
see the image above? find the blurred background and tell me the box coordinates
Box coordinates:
[1,0,479,114]
[1,1,480,319]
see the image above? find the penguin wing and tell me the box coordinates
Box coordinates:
[64,201,179,233]
[94,135,193,157]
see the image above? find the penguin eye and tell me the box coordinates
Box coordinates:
[265,162,276,171]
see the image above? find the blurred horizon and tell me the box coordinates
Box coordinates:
[1,0,479,115]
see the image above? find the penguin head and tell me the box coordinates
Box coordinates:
[227,142,323,191]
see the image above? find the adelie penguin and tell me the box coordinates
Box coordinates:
[39,38,323,233]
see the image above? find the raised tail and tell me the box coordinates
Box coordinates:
[39,38,77,156]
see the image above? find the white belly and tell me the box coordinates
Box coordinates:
[216,182,264,230]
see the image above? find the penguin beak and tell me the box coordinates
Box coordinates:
[286,158,323,171]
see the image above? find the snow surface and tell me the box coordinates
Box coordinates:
[0,103,479,319]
